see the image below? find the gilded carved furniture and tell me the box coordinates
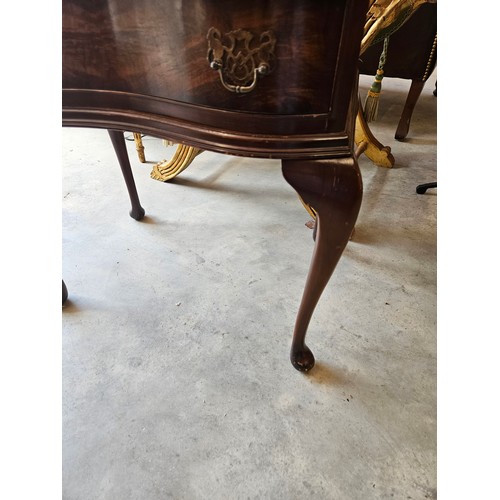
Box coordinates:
[63,0,368,371]
[356,0,436,165]
[359,1,437,141]
[132,132,145,162]
[150,144,203,182]
[131,135,202,183]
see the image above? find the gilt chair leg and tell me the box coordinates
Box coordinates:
[133,133,146,163]
[355,101,395,168]
[150,144,203,182]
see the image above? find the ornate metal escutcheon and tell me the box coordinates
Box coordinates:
[207,27,276,94]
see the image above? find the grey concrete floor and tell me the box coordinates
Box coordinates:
[62,74,437,499]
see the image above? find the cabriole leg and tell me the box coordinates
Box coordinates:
[282,157,363,372]
[108,129,145,221]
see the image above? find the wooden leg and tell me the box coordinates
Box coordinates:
[299,142,365,239]
[282,157,363,372]
[150,144,203,182]
[108,130,145,221]
[133,133,146,163]
[395,80,425,141]
[62,280,68,305]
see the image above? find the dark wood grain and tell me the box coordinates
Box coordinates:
[63,0,367,148]
[62,0,369,371]
[64,0,345,114]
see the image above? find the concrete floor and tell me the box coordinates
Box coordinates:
[62,74,437,499]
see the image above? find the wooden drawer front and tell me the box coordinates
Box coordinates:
[63,0,350,115]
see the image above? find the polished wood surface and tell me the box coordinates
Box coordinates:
[63,0,366,155]
[282,157,362,371]
[62,0,369,371]
[64,1,349,116]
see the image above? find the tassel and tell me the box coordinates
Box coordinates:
[364,36,389,123]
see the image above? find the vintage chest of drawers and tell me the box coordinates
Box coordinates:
[62,0,368,371]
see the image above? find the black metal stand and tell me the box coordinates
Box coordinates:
[416,182,437,194]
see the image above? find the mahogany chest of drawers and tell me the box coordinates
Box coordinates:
[63,0,368,371]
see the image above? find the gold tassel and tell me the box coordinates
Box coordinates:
[364,36,389,123]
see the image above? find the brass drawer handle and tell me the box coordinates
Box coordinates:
[207,27,276,94]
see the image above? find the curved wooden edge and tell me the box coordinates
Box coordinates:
[282,156,363,371]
